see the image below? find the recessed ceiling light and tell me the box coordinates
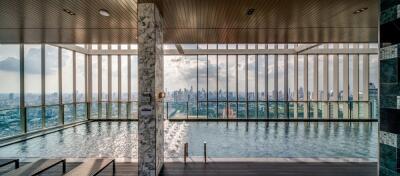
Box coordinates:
[353,7,368,14]
[247,8,255,16]
[99,9,110,17]
[63,8,75,15]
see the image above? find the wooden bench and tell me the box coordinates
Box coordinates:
[0,159,19,169]
[5,159,66,176]
[64,158,115,176]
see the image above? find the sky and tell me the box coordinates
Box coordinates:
[0,44,379,96]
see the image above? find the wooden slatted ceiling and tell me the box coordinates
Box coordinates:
[0,0,138,43]
[152,0,378,43]
[0,0,378,43]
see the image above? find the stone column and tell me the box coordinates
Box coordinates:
[138,3,164,176]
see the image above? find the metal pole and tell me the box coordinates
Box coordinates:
[204,142,207,164]
[58,47,64,125]
[166,102,169,119]
[128,55,132,119]
[196,53,199,119]
[72,51,77,122]
[184,142,188,164]
[41,44,46,129]
[98,55,102,118]
[20,44,27,133]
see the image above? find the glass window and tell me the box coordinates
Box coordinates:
[318,55,324,100]
[91,44,98,50]
[198,44,207,50]
[121,55,128,101]
[25,45,42,131]
[130,44,138,50]
[76,53,85,102]
[238,55,246,101]
[288,55,295,101]
[248,44,256,49]
[92,55,98,101]
[198,55,207,101]
[101,44,108,50]
[112,55,118,101]
[308,55,314,100]
[359,55,365,100]
[218,55,227,101]
[207,44,217,49]
[0,44,21,137]
[131,55,138,101]
[238,44,246,49]
[164,55,197,103]
[298,55,304,101]
[208,55,217,101]
[181,44,197,50]
[45,45,59,105]
[277,55,284,101]
[24,45,42,106]
[257,55,266,101]
[0,45,20,109]
[121,44,128,50]
[248,55,256,101]
[228,55,236,101]
[339,55,344,100]
[328,55,334,100]
[101,55,108,101]
[369,54,378,118]
[349,55,354,100]
[62,49,73,104]
[111,44,118,50]
[217,44,227,50]
[267,55,275,100]
[227,44,236,50]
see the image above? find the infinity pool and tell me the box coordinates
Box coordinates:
[0,121,377,159]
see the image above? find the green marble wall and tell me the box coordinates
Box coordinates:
[380,0,400,175]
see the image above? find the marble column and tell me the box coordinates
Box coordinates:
[138,3,164,176]
[380,1,400,175]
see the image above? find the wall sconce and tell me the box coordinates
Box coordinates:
[158,92,166,99]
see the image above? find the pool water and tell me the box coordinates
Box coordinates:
[0,121,377,159]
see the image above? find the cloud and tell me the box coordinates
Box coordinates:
[0,57,19,72]
[0,46,61,75]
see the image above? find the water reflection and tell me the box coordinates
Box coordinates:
[0,121,377,160]
[183,122,377,159]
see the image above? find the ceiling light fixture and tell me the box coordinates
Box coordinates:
[247,8,255,16]
[353,7,368,14]
[63,8,76,15]
[99,9,110,17]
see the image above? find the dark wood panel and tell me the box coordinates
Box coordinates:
[0,0,378,43]
[0,161,377,176]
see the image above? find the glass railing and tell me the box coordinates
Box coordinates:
[64,103,75,124]
[164,101,379,120]
[0,108,21,138]
[0,100,377,139]
[44,104,60,128]
[0,102,92,140]
[76,102,87,122]
[0,100,138,139]
[88,101,138,120]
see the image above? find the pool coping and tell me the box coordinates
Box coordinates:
[0,120,91,148]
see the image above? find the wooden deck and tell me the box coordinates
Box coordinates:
[0,161,377,176]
